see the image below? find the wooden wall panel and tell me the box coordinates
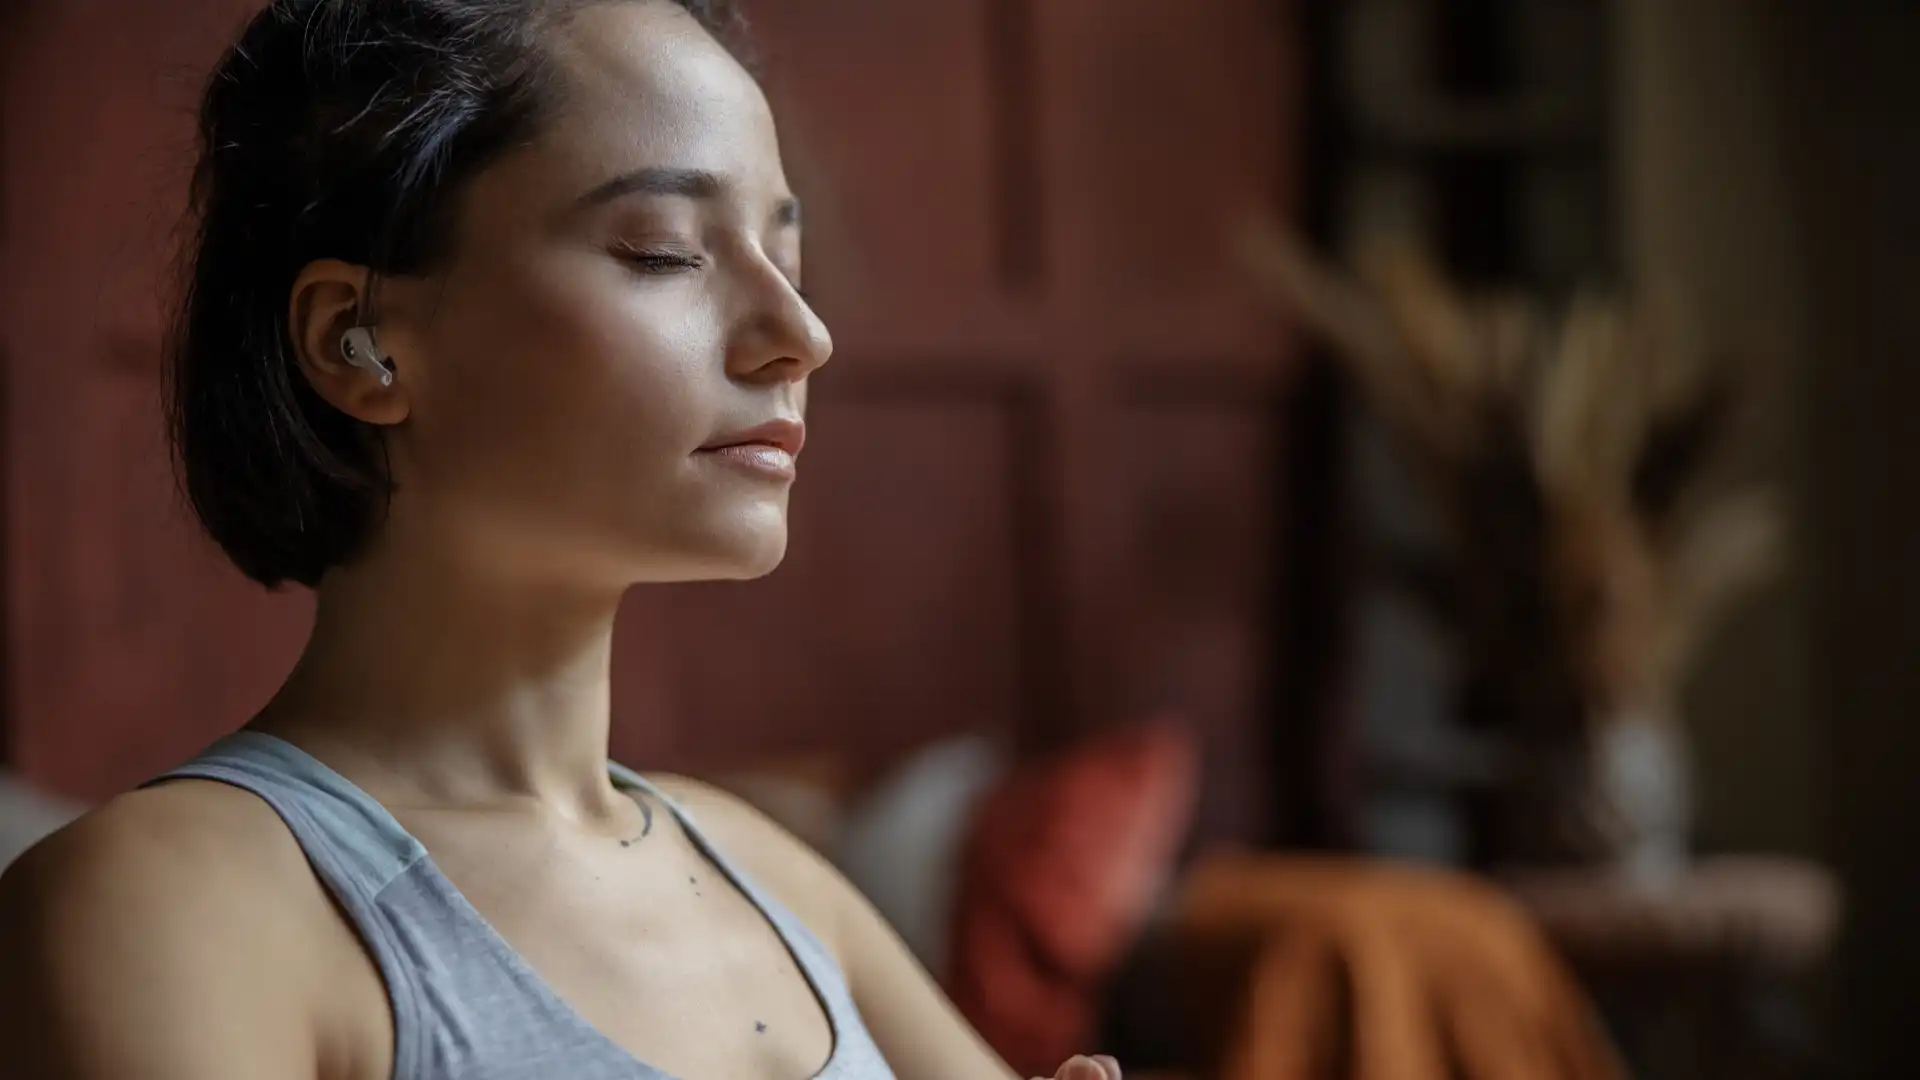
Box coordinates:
[1109,398,1281,842]
[2,0,309,796]
[1036,0,1295,306]
[748,0,1004,304]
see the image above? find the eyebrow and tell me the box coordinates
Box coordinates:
[578,165,803,226]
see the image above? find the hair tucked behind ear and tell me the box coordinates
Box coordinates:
[168,0,743,588]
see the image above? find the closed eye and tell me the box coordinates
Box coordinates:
[614,245,706,274]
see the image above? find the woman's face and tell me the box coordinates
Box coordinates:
[374,1,831,588]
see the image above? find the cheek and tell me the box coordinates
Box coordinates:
[410,256,722,513]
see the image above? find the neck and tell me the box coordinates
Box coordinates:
[255,517,629,815]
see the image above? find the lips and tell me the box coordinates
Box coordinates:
[699,418,806,457]
[695,418,806,481]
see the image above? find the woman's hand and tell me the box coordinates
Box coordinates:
[1038,1055,1122,1080]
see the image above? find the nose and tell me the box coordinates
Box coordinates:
[725,264,833,385]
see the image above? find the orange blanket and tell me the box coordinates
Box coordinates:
[1162,853,1626,1080]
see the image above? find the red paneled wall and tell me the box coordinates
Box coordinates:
[1,0,1298,842]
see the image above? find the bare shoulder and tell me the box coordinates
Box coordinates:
[0,782,334,1078]
[642,774,849,947]
[1,779,320,928]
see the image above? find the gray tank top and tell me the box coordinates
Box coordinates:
[150,732,899,1080]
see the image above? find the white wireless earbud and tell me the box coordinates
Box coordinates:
[340,326,395,387]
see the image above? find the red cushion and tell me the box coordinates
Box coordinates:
[945,721,1199,1074]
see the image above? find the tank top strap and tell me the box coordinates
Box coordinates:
[147,732,440,1079]
[146,730,427,904]
[606,762,805,934]
[606,762,865,1049]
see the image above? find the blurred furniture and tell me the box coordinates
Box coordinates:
[724,735,1627,1080]
[1115,852,1627,1080]
[1510,857,1842,1080]
[948,723,1197,1075]
[1320,0,1615,289]
[1287,0,1618,860]
[0,771,82,872]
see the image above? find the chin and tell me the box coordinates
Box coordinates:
[641,515,790,583]
[714,529,789,580]
[705,493,795,580]
[609,490,795,583]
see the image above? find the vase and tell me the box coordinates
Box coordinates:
[1593,707,1693,887]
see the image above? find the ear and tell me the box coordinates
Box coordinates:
[288,258,411,426]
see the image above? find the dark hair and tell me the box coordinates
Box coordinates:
[169,0,744,588]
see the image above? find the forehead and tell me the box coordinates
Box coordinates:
[487,3,787,211]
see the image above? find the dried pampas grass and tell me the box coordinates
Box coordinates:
[1241,221,1782,862]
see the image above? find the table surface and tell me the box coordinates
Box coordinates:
[1505,855,1842,972]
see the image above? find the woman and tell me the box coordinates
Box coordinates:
[0,3,1123,1080]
